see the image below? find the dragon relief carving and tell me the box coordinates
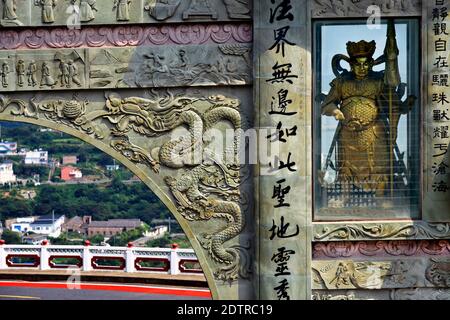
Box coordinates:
[0,95,36,118]
[0,91,249,282]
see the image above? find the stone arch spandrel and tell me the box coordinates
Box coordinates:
[0,87,254,299]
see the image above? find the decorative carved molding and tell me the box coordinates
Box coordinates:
[0,24,252,50]
[313,240,450,259]
[0,91,250,282]
[314,222,450,242]
[312,0,422,18]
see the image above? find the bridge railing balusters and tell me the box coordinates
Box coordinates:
[0,243,202,275]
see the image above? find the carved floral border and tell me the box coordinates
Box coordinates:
[0,24,252,50]
[314,222,450,242]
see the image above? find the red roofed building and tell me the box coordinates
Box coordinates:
[61,166,82,181]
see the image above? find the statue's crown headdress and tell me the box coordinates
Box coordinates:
[346,40,376,59]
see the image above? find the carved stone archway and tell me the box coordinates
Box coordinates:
[0,88,254,299]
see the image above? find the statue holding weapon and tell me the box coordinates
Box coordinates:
[319,20,416,206]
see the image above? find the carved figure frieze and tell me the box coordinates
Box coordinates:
[2,0,16,19]
[1,0,251,27]
[0,46,251,92]
[34,0,57,23]
[27,61,38,87]
[312,0,421,18]
[144,0,181,20]
[0,0,23,25]
[16,59,25,87]
[0,90,250,282]
[0,61,10,88]
[183,0,217,20]
[0,49,88,92]
[128,44,251,88]
[40,62,57,88]
[55,51,83,88]
[78,0,97,22]
[113,0,131,21]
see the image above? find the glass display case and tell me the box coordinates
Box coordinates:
[313,19,421,221]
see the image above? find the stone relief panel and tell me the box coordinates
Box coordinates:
[311,0,422,18]
[0,49,87,91]
[0,87,254,285]
[125,44,252,88]
[0,44,251,92]
[313,259,425,290]
[313,288,450,300]
[0,0,251,27]
[313,256,450,290]
[0,24,252,50]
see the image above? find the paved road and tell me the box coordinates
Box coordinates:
[0,281,211,300]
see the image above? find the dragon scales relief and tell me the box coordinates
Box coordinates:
[0,1,254,300]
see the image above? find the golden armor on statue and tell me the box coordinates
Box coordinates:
[319,20,416,208]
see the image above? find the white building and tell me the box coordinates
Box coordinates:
[29,214,65,238]
[0,162,16,184]
[10,217,36,233]
[25,150,48,165]
[144,225,168,239]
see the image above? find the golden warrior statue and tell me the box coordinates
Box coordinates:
[320,20,415,203]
